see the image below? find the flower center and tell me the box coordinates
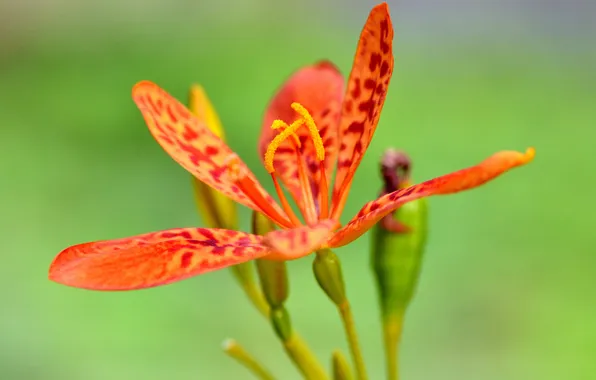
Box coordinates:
[263,102,330,226]
[264,102,325,173]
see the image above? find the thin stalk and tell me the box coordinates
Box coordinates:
[332,350,355,380]
[338,301,367,380]
[382,313,404,380]
[283,333,329,380]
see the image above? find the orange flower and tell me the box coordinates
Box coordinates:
[49,3,534,291]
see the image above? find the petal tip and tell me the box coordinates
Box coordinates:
[47,246,79,286]
[132,80,158,97]
[314,60,340,73]
[524,147,536,162]
[189,83,205,96]
[373,2,390,14]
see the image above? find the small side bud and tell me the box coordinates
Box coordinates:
[253,212,290,308]
[256,259,289,308]
[332,350,354,380]
[313,249,346,306]
[270,306,293,341]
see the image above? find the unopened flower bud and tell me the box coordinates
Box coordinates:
[371,149,428,315]
[313,249,346,306]
[270,305,293,341]
[253,212,289,308]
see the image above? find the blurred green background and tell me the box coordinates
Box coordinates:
[1,0,594,379]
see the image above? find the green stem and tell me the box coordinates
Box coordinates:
[282,333,329,380]
[338,301,367,380]
[382,313,404,380]
[332,350,355,380]
[222,339,275,380]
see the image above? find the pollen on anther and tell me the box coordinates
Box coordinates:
[264,102,327,174]
[264,119,303,173]
[290,102,325,162]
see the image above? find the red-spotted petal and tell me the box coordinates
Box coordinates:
[259,62,345,211]
[133,81,284,219]
[329,148,535,247]
[331,3,394,219]
[263,219,338,260]
[49,228,271,291]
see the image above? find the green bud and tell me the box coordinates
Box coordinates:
[256,259,288,308]
[371,197,428,315]
[270,306,292,341]
[332,350,354,380]
[252,212,290,308]
[313,249,346,306]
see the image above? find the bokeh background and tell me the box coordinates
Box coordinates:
[1,0,594,379]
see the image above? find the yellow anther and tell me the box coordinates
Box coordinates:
[271,120,301,148]
[290,102,325,162]
[264,102,326,174]
[265,119,303,173]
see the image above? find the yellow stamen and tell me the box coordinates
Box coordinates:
[271,120,301,148]
[264,102,326,173]
[290,102,325,161]
[295,152,318,225]
[318,161,330,219]
[271,174,303,227]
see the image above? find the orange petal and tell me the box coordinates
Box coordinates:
[133,81,283,218]
[329,148,535,247]
[49,228,271,291]
[259,62,345,210]
[263,219,338,260]
[331,3,394,219]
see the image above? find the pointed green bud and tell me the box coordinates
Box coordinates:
[270,306,292,341]
[313,249,346,306]
[256,259,289,308]
[370,149,428,316]
[332,350,354,380]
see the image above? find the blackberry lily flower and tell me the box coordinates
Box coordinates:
[49,3,534,290]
